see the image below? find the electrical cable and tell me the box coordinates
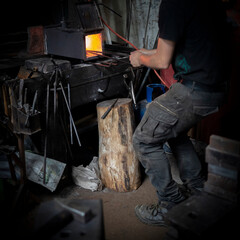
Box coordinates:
[100,16,169,88]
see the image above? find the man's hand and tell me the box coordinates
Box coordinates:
[129,48,157,67]
[129,38,175,70]
[129,50,142,67]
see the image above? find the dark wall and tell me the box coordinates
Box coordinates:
[0,0,67,34]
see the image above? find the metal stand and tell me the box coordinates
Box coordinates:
[42,61,81,184]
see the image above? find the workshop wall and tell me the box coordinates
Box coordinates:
[68,0,161,49]
[97,0,162,49]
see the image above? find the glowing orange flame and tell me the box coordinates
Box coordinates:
[85,33,103,58]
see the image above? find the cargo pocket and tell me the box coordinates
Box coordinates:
[141,102,178,139]
[193,105,219,117]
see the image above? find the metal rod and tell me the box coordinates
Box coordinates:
[43,83,50,185]
[86,49,128,57]
[59,82,81,147]
[31,90,38,114]
[18,79,24,108]
[53,70,58,127]
[68,83,73,145]
[130,81,137,108]
[136,68,151,101]
[86,50,130,64]
[24,88,27,104]
[101,98,118,119]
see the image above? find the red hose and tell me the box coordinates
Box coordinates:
[100,16,169,88]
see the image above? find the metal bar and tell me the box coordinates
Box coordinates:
[136,68,151,101]
[18,79,24,108]
[86,50,130,64]
[53,70,58,126]
[130,81,137,108]
[24,88,27,104]
[59,82,81,147]
[101,98,118,119]
[43,83,50,185]
[31,90,38,114]
[17,133,26,183]
[68,83,73,145]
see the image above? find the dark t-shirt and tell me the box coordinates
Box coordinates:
[158,0,229,87]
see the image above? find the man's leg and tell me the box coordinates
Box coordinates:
[132,83,225,225]
[132,96,186,226]
[133,136,184,226]
[132,83,200,226]
[168,132,204,192]
[133,140,184,203]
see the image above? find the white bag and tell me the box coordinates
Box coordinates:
[72,156,102,192]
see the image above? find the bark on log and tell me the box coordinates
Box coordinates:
[97,98,141,192]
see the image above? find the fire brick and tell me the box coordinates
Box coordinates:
[204,135,240,202]
[207,172,238,192]
[205,146,240,170]
[209,135,240,155]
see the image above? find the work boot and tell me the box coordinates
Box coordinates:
[135,201,176,226]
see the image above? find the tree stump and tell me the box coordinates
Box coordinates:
[97,98,141,192]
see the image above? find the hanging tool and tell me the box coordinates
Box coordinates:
[101,98,118,119]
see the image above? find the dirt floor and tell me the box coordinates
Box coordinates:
[1,175,169,240]
[1,155,181,240]
[59,176,168,240]
[0,140,206,240]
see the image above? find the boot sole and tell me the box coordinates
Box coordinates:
[134,206,169,227]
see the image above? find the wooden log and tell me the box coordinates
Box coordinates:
[97,98,141,192]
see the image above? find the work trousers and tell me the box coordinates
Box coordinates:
[133,82,226,203]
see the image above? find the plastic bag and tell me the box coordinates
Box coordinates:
[72,156,102,192]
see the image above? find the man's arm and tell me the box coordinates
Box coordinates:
[129,38,175,69]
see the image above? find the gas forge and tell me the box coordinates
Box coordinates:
[44,2,103,60]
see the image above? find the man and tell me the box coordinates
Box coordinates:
[129,0,228,226]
